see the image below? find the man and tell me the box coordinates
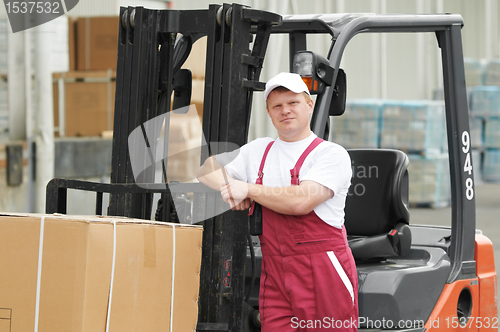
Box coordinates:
[197,72,358,331]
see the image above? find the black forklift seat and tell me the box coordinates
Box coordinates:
[344,149,411,260]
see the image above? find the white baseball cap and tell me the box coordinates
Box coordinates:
[264,72,311,101]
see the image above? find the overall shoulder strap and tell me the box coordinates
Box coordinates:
[256,141,274,185]
[290,137,324,185]
[248,140,274,216]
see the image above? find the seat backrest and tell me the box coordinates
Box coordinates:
[344,149,410,237]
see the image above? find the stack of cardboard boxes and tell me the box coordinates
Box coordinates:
[0,76,6,139]
[54,16,119,137]
[162,37,207,183]
[165,108,204,183]
[181,36,207,122]
[0,18,8,140]
[54,21,209,183]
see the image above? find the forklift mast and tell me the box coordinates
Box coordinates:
[45,3,497,332]
[107,4,280,331]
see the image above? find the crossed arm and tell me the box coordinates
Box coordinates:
[196,156,333,215]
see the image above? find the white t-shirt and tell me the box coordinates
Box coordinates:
[215,133,352,228]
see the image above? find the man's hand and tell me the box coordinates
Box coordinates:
[231,198,252,211]
[220,180,250,210]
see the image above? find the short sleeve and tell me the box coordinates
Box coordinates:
[213,137,274,184]
[300,143,352,195]
[214,146,248,183]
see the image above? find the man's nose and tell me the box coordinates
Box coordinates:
[281,106,291,115]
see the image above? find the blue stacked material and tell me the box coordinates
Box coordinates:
[484,118,500,149]
[469,86,500,118]
[331,99,383,148]
[470,117,484,150]
[464,57,486,86]
[380,100,446,156]
[432,87,474,103]
[483,149,500,182]
[484,59,500,86]
[472,149,483,186]
[408,153,451,208]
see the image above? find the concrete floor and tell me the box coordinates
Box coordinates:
[409,181,500,308]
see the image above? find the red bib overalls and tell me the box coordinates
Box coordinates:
[253,138,358,331]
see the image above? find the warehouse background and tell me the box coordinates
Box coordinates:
[0,0,499,217]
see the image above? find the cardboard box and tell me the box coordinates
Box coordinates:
[167,109,203,182]
[53,70,116,137]
[190,78,205,121]
[181,36,207,79]
[77,16,120,71]
[0,213,202,331]
[69,17,77,71]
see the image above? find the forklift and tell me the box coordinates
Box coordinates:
[46,3,498,331]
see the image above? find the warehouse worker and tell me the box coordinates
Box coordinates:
[197,72,358,331]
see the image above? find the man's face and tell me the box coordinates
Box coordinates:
[266,89,313,142]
